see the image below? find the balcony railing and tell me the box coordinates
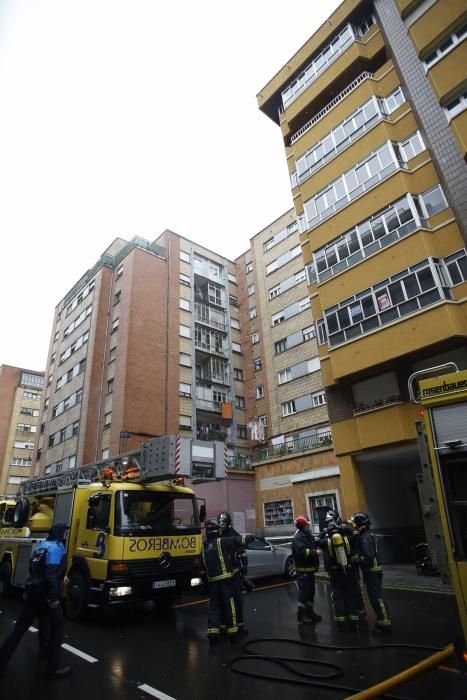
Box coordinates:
[289,72,373,145]
[197,429,229,441]
[353,394,402,415]
[195,398,223,412]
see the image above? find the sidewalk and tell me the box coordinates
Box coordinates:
[316,563,454,593]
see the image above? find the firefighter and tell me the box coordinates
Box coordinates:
[0,522,72,679]
[351,512,392,635]
[202,518,254,646]
[218,511,250,634]
[317,511,360,632]
[292,515,322,624]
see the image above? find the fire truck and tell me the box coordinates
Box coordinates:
[409,364,467,653]
[0,435,225,619]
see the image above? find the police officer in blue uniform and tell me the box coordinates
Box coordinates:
[0,522,72,679]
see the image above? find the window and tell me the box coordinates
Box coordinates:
[179,383,191,397]
[294,89,405,184]
[109,346,117,363]
[24,391,40,400]
[246,262,253,273]
[111,318,119,333]
[444,88,467,121]
[399,132,425,162]
[281,400,296,416]
[303,325,315,341]
[275,338,287,354]
[63,304,92,338]
[107,379,114,394]
[247,284,255,296]
[228,273,237,285]
[272,310,285,326]
[232,342,242,354]
[445,249,467,286]
[235,396,245,409]
[17,423,36,433]
[303,140,409,231]
[278,357,320,385]
[180,250,190,263]
[14,440,35,449]
[264,499,293,527]
[11,457,32,466]
[324,258,450,347]
[116,264,124,278]
[230,318,240,330]
[263,221,298,252]
[48,420,80,447]
[312,391,327,406]
[104,412,112,428]
[180,273,191,286]
[179,324,191,338]
[258,414,268,427]
[256,385,264,399]
[51,389,82,418]
[87,494,111,531]
[229,295,239,306]
[237,424,247,439]
[249,307,257,319]
[8,476,26,485]
[179,415,192,430]
[180,352,192,367]
[269,284,281,299]
[251,331,260,344]
[179,298,190,311]
[20,407,39,417]
[254,358,262,372]
[234,368,243,381]
[114,290,121,305]
[423,23,467,70]
[266,245,302,276]
[102,449,110,459]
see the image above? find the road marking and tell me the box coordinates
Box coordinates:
[138,683,177,699]
[61,643,98,663]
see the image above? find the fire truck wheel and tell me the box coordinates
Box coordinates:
[65,571,88,620]
[13,498,30,528]
[0,559,12,596]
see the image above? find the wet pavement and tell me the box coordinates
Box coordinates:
[0,577,465,700]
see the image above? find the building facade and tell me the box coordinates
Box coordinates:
[0,365,44,498]
[235,211,339,535]
[258,0,467,557]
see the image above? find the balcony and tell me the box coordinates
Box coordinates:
[249,432,333,464]
[195,398,222,413]
[194,302,226,330]
[197,428,229,442]
[353,394,402,415]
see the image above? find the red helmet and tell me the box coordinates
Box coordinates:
[295,515,309,529]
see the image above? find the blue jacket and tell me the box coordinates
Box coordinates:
[28,539,66,603]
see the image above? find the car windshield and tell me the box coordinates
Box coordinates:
[115,491,200,536]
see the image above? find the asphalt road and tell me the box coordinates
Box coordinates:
[0,578,465,700]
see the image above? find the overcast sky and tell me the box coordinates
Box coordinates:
[0,0,340,372]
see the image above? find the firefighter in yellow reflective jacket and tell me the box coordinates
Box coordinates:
[201,519,254,646]
[351,512,392,635]
[317,509,360,632]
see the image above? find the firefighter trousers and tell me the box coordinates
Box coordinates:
[232,571,245,628]
[207,578,238,638]
[0,588,64,676]
[296,571,316,609]
[329,568,359,623]
[362,570,391,627]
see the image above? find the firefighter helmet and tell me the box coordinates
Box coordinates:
[217,511,232,529]
[352,512,371,529]
[324,509,341,525]
[206,518,221,537]
[295,515,310,529]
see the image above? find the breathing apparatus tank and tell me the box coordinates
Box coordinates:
[331,531,348,570]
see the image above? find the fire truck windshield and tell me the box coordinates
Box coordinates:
[115,491,200,536]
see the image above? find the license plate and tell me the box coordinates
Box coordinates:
[152,579,176,589]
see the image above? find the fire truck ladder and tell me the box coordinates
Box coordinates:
[17,451,142,498]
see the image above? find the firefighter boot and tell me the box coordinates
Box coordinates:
[297,607,306,624]
[305,605,322,623]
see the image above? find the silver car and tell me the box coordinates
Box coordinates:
[245,537,296,580]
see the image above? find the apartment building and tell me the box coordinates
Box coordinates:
[34,232,256,531]
[258,0,467,557]
[0,365,44,498]
[235,210,339,535]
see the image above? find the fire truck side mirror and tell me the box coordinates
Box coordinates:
[199,504,206,524]
[13,497,30,528]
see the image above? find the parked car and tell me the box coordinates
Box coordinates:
[245,537,296,580]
